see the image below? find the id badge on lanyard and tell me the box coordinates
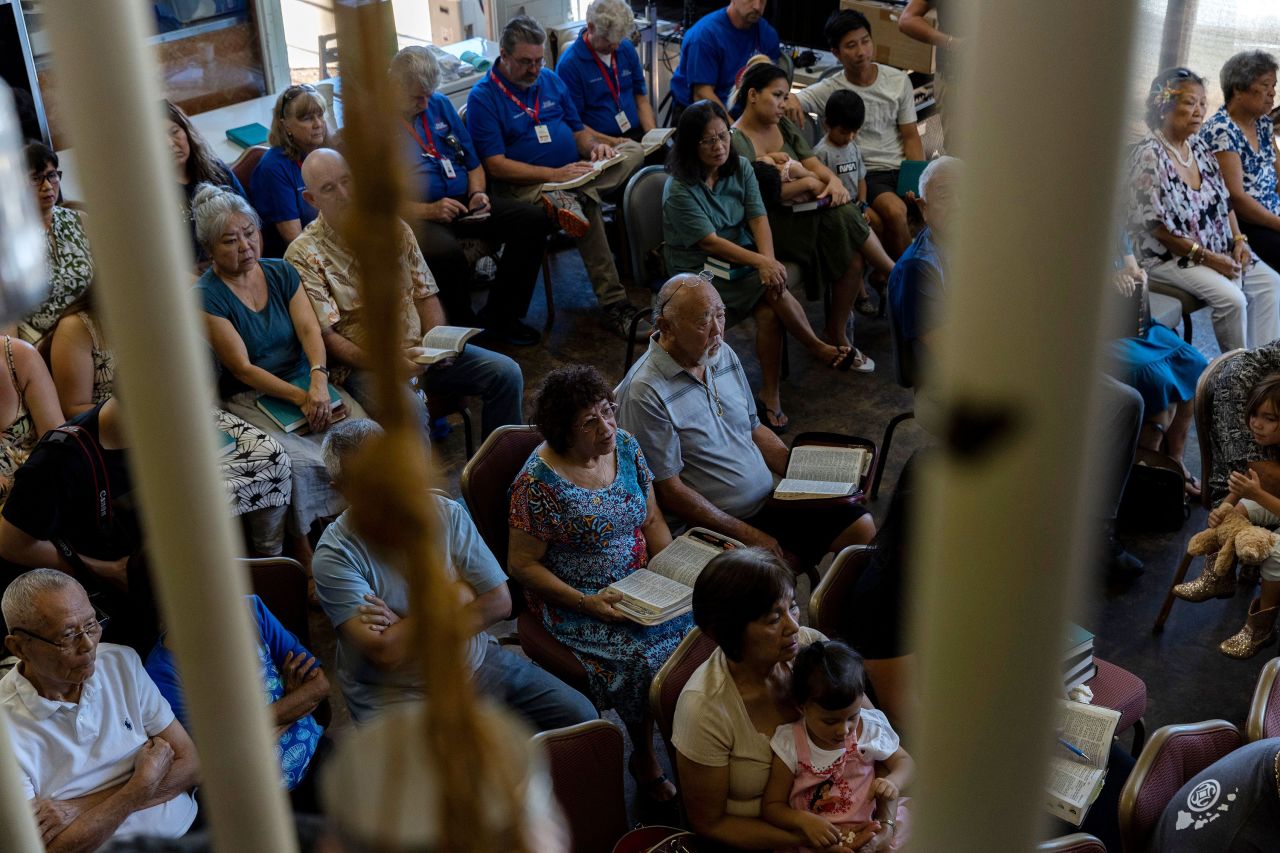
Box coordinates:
[535,124,553,144]
[615,111,631,132]
[441,158,457,178]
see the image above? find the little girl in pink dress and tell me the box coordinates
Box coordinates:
[762,640,914,852]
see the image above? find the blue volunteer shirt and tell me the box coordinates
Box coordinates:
[466,66,582,168]
[556,35,646,136]
[399,92,481,202]
[669,8,780,107]
[249,146,317,257]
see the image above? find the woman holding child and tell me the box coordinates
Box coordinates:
[674,548,911,852]
[729,62,896,374]
[664,100,866,432]
[508,365,692,804]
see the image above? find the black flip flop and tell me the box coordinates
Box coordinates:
[755,397,789,434]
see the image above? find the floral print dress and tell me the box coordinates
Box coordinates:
[0,337,37,505]
[1200,107,1280,217]
[21,206,93,342]
[509,430,694,727]
[1127,134,1252,270]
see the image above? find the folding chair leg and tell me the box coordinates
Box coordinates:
[542,252,555,331]
[459,406,475,460]
[1153,552,1196,632]
[1182,311,1192,344]
[623,309,647,374]
[870,411,914,500]
[1129,717,1146,757]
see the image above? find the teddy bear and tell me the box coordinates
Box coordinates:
[1174,509,1278,602]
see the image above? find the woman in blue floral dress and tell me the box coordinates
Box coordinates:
[509,365,693,803]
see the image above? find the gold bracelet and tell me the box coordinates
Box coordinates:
[1235,233,1249,243]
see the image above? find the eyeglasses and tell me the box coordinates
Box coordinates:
[29,170,62,187]
[13,607,109,654]
[508,55,545,70]
[656,271,711,317]
[280,83,318,118]
[699,131,731,149]
[576,402,619,434]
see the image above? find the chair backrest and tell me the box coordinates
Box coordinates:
[648,627,718,785]
[1034,833,1107,853]
[1247,656,1280,742]
[882,283,916,390]
[459,425,544,570]
[532,720,629,853]
[623,165,670,294]
[230,144,269,191]
[808,544,874,639]
[1118,719,1242,853]
[1196,347,1244,508]
[240,556,311,647]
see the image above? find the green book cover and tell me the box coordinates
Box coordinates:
[896,159,929,197]
[1064,622,1094,659]
[226,123,270,149]
[255,375,342,433]
[215,429,236,459]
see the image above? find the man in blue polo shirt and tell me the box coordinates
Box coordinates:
[668,0,780,117]
[557,0,656,142]
[467,14,649,339]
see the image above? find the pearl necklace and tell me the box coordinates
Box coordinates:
[1155,130,1194,169]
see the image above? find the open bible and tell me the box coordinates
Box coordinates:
[773,445,873,500]
[607,528,743,625]
[412,326,482,365]
[641,127,676,155]
[542,152,629,191]
[1044,700,1121,826]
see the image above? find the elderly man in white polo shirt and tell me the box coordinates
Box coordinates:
[1,569,199,849]
[616,273,875,573]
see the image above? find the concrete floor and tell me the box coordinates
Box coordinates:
[314,238,1262,823]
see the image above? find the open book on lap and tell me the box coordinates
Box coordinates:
[1043,699,1120,826]
[541,152,629,191]
[774,445,873,500]
[641,127,675,155]
[413,325,482,365]
[607,528,743,625]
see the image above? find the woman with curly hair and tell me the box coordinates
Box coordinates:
[508,364,693,803]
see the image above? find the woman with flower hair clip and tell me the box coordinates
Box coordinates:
[1128,67,1280,354]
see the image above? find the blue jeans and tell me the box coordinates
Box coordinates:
[344,346,524,439]
[472,637,598,732]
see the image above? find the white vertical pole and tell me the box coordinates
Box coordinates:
[37,2,297,851]
[908,1,1139,851]
[0,709,41,852]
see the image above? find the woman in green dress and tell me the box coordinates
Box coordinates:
[731,62,895,372]
[663,101,859,432]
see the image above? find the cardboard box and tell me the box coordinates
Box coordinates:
[839,0,936,73]
[430,0,464,45]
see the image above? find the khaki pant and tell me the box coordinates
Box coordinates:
[491,139,645,308]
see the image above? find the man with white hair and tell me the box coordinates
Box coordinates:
[555,0,656,141]
[1,569,199,848]
[286,148,524,439]
[466,14,650,339]
[389,44,551,345]
[616,274,875,573]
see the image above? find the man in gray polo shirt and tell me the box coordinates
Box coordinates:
[616,274,875,568]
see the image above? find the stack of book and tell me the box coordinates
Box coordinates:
[702,256,752,281]
[1063,622,1096,692]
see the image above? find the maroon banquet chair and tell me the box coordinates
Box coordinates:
[1085,658,1148,757]
[647,627,718,790]
[532,720,630,853]
[1034,833,1107,853]
[1117,719,1242,853]
[460,425,591,696]
[1246,656,1280,741]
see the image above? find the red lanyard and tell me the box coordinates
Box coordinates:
[401,113,442,159]
[585,38,620,107]
[489,70,540,123]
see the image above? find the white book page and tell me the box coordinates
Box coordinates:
[1045,758,1105,811]
[647,536,722,588]
[784,446,869,485]
[774,479,855,498]
[1054,701,1119,768]
[610,569,690,612]
[422,325,481,352]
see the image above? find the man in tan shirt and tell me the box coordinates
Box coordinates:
[285,149,523,437]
